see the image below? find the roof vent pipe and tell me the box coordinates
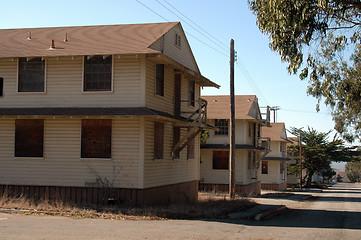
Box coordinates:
[50,40,55,49]
[27,32,32,40]
[64,33,68,42]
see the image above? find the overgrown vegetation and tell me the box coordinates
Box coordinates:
[249,0,361,141]
[0,192,255,220]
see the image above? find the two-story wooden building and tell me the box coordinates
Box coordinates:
[0,22,219,206]
[260,122,291,191]
[199,95,270,196]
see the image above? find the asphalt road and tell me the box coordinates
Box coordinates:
[0,183,360,240]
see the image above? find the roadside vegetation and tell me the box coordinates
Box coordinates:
[0,192,255,220]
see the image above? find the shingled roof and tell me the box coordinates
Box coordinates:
[262,122,289,142]
[202,95,261,120]
[0,22,178,58]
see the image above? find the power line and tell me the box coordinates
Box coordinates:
[155,0,229,53]
[162,0,229,51]
[135,0,169,22]
[281,108,330,115]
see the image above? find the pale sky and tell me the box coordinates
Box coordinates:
[1,0,357,167]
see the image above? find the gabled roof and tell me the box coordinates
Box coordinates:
[0,22,178,58]
[202,95,261,120]
[262,122,289,142]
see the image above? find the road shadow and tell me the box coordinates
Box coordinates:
[207,208,361,230]
[315,195,361,202]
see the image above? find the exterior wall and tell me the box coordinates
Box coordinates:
[145,58,200,116]
[260,160,281,184]
[143,119,200,189]
[149,24,199,73]
[261,182,286,191]
[0,56,142,108]
[0,117,140,188]
[200,149,259,186]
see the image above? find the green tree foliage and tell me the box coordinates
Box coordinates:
[249,0,361,142]
[346,160,361,182]
[288,127,353,187]
[200,130,209,145]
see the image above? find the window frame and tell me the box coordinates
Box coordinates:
[212,150,229,170]
[14,119,44,159]
[214,119,229,136]
[154,122,164,160]
[188,80,195,107]
[81,119,112,159]
[82,55,114,93]
[261,161,268,174]
[17,57,46,94]
[155,64,164,97]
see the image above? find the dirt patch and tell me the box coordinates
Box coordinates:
[0,192,255,220]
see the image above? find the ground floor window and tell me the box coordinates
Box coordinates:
[213,151,229,170]
[81,119,112,158]
[15,119,44,157]
[154,122,164,159]
[262,161,268,174]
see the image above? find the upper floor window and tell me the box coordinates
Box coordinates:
[280,142,286,152]
[18,57,45,92]
[84,55,112,91]
[215,119,228,135]
[189,80,195,107]
[155,64,164,96]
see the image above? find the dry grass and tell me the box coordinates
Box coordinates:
[0,192,255,220]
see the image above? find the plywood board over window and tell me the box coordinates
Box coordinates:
[15,119,44,157]
[262,161,268,174]
[213,151,229,170]
[173,126,180,159]
[154,122,164,159]
[81,119,112,159]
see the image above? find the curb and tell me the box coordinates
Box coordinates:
[254,205,287,221]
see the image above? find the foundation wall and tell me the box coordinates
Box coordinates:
[199,181,261,196]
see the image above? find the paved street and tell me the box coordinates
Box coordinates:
[0,183,361,240]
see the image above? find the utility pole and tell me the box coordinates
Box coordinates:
[299,131,302,190]
[270,106,280,123]
[229,39,235,199]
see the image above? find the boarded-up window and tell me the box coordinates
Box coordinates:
[15,119,44,157]
[0,77,3,96]
[213,151,229,170]
[173,127,180,159]
[81,119,111,158]
[84,55,112,91]
[187,129,195,159]
[18,57,45,92]
[262,161,268,174]
[156,64,164,96]
[215,119,228,135]
[154,122,164,159]
[189,80,195,107]
[248,151,252,170]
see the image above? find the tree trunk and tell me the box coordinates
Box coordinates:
[305,171,314,187]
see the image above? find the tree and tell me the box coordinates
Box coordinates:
[288,127,352,187]
[249,0,361,142]
[346,161,361,182]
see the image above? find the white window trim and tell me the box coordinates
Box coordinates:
[82,55,114,94]
[16,57,47,94]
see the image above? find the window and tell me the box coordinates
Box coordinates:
[155,64,164,96]
[187,129,195,159]
[248,151,252,170]
[173,127,180,159]
[0,77,3,96]
[213,151,229,170]
[189,80,195,107]
[175,33,181,48]
[280,142,286,152]
[84,55,112,91]
[215,119,229,135]
[262,161,268,174]
[154,122,164,159]
[15,119,44,157]
[248,122,253,137]
[18,57,45,92]
[81,119,112,158]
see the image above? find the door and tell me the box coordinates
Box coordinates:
[174,74,181,117]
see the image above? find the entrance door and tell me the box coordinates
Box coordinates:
[174,74,181,117]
